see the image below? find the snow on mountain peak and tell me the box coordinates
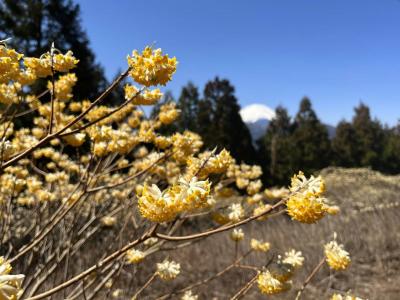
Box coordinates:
[239,104,276,123]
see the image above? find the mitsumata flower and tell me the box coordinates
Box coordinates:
[324,239,351,271]
[127,46,177,86]
[230,228,245,242]
[250,238,270,252]
[126,249,145,264]
[138,177,211,222]
[257,270,288,295]
[0,257,25,300]
[286,171,337,223]
[331,293,366,300]
[282,249,304,269]
[156,260,180,281]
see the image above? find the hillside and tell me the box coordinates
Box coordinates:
[140,167,400,299]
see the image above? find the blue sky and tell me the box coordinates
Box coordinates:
[76,0,400,126]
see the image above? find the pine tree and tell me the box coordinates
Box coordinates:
[291,97,331,175]
[0,0,107,100]
[331,120,358,167]
[176,82,199,132]
[382,122,400,174]
[201,77,256,163]
[351,103,384,169]
[260,106,294,185]
[196,97,214,145]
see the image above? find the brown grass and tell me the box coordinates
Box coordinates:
[134,167,400,299]
[7,167,400,299]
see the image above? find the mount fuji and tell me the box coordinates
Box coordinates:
[239,104,276,142]
[240,103,336,143]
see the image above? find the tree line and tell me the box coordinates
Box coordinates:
[165,81,400,186]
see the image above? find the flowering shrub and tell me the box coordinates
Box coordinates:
[0,40,364,299]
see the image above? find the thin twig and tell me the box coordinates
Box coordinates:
[295,257,325,300]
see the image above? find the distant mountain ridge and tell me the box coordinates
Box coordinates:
[240,103,336,143]
[239,104,275,142]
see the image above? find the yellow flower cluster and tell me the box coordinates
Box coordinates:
[101,216,117,227]
[156,260,180,281]
[127,46,177,86]
[88,125,138,156]
[0,139,16,160]
[126,249,146,264]
[52,51,80,72]
[227,203,244,222]
[124,84,163,105]
[0,257,25,300]
[171,131,203,163]
[282,249,304,269]
[227,163,263,192]
[252,203,272,221]
[250,238,270,252]
[286,171,337,223]
[0,45,23,83]
[0,83,21,105]
[187,149,234,179]
[47,73,77,101]
[138,177,211,222]
[24,50,78,78]
[0,45,36,85]
[158,102,181,125]
[257,270,289,295]
[324,239,351,270]
[257,249,304,295]
[230,228,244,242]
[264,187,289,200]
[181,290,198,300]
[331,293,366,300]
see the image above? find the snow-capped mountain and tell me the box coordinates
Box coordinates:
[240,104,276,142]
[240,103,336,143]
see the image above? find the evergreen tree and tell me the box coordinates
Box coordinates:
[351,103,385,169]
[260,106,294,185]
[108,69,128,106]
[291,97,331,175]
[176,82,199,132]
[0,0,107,100]
[331,120,358,167]
[201,77,256,163]
[196,97,214,145]
[382,122,400,174]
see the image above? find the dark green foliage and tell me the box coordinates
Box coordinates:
[260,106,294,186]
[332,120,358,167]
[290,97,332,175]
[382,123,400,174]
[200,77,256,163]
[172,78,256,164]
[0,0,108,100]
[351,103,385,168]
[176,82,199,132]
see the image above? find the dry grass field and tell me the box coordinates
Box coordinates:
[128,167,400,300]
[6,167,399,299]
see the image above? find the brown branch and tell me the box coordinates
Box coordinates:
[132,272,157,299]
[26,225,157,300]
[295,257,325,300]
[156,199,285,242]
[230,272,259,300]
[59,88,144,137]
[1,68,130,170]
